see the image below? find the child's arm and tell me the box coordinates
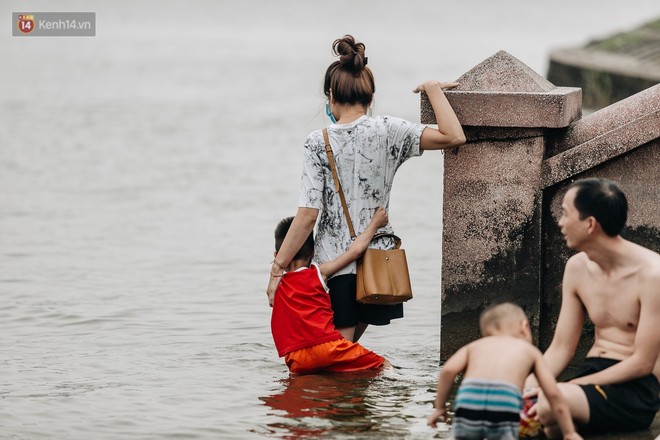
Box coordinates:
[319,208,388,280]
[427,345,469,427]
[534,353,583,440]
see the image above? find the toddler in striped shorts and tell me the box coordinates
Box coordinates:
[427,302,582,440]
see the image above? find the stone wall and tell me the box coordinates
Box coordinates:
[421,51,660,363]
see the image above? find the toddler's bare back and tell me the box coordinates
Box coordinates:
[462,335,541,390]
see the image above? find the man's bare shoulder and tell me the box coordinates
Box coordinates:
[643,255,660,283]
[564,251,590,276]
[632,241,660,267]
[566,252,590,269]
[628,241,660,284]
[640,251,660,293]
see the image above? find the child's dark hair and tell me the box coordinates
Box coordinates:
[274,217,314,263]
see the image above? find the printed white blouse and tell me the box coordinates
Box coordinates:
[298,115,425,277]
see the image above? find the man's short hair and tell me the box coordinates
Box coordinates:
[569,178,628,237]
[274,217,314,262]
[479,302,527,336]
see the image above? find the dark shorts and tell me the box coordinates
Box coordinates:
[574,357,660,434]
[327,274,403,328]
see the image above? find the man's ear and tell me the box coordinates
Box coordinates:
[274,251,278,258]
[586,216,598,234]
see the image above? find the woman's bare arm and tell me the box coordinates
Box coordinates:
[414,80,466,151]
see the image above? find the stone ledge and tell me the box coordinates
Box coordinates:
[550,47,660,83]
[541,111,660,189]
[421,88,582,128]
[542,84,660,188]
[547,83,660,155]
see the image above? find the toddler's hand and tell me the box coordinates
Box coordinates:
[523,374,539,397]
[426,408,446,428]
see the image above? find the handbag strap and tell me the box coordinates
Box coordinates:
[322,128,402,250]
[323,128,356,240]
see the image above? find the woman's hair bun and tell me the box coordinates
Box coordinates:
[332,35,367,73]
[324,34,374,104]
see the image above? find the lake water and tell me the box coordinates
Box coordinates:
[2,1,659,438]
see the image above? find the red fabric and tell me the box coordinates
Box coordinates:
[520,397,542,437]
[271,265,343,357]
[285,339,385,374]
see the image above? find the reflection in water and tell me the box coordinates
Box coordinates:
[259,366,454,439]
[260,371,380,438]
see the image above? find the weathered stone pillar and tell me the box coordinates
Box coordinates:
[420,51,582,360]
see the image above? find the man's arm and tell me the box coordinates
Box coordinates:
[534,351,583,440]
[427,345,469,427]
[319,208,388,280]
[526,254,587,390]
[570,267,660,385]
[544,255,588,375]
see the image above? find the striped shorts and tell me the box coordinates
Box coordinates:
[452,378,523,440]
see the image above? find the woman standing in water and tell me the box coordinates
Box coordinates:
[267,35,465,342]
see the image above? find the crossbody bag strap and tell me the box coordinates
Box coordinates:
[323,128,356,240]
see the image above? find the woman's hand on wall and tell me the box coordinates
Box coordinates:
[413,80,458,94]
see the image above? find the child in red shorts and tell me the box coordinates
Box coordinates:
[269,208,391,374]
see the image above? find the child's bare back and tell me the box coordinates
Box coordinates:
[462,335,542,390]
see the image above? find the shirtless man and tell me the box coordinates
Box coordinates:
[526,177,660,436]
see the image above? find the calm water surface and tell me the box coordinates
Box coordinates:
[2,1,659,438]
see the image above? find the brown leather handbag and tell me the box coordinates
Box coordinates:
[323,128,413,305]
